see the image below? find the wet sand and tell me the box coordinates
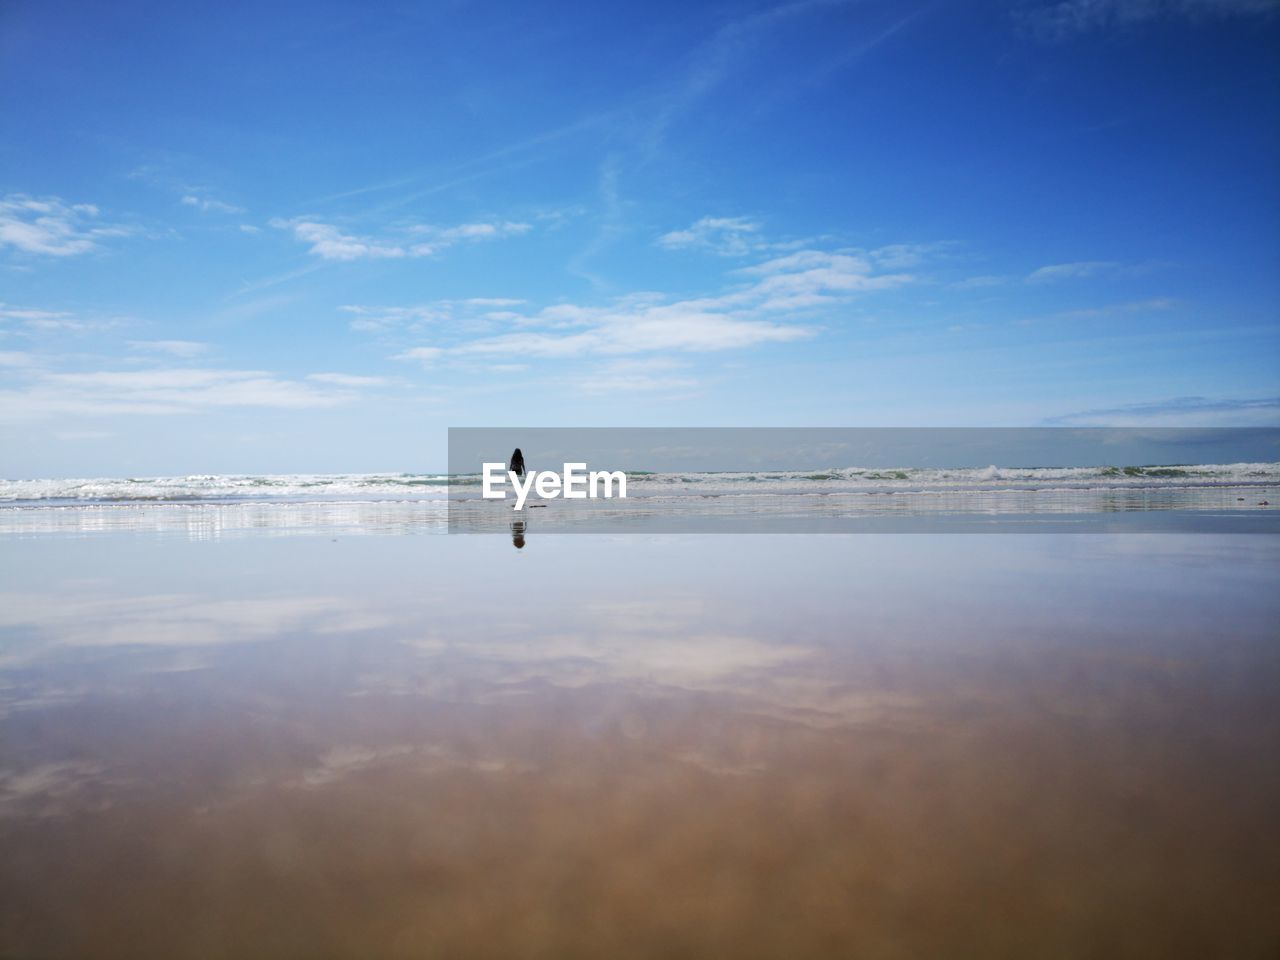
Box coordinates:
[1,530,1278,958]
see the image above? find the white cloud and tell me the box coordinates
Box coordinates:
[342,298,531,334]
[739,250,913,309]
[1049,395,1280,427]
[180,194,244,214]
[0,195,131,258]
[658,216,764,256]
[306,372,394,387]
[739,250,868,277]
[0,351,34,367]
[366,243,918,361]
[0,304,70,322]
[0,302,117,333]
[394,347,444,364]
[271,219,405,261]
[272,217,532,261]
[1,303,79,331]
[1026,260,1123,283]
[0,367,363,419]
[1054,297,1177,320]
[419,221,531,242]
[437,300,798,358]
[578,358,700,394]
[128,340,210,358]
[452,307,809,358]
[342,304,450,333]
[1021,0,1279,37]
[868,242,952,270]
[656,216,837,260]
[463,297,525,307]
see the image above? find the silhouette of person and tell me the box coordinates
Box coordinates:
[510,518,526,549]
[509,447,526,478]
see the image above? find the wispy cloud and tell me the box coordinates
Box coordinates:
[270,217,532,261]
[319,1,909,219]
[271,219,406,261]
[1019,0,1279,38]
[180,194,244,215]
[1026,259,1124,283]
[313,111,621,211]
[405,220,532,256]
[798,6,931,88]
[578,358,700,394]
[232,263,325,298]
[1016,297,1179,325]
[0,195,131,258]
[306,372,395,387]
[658,216,766,256]
[345,304,446,333]
[451,305,809,358]
[393,347,445,365]
[128,340,210,358]
[738,249,913,310]
[644,0,860,151]
[1048,395,1280,426]
[343,298,529,334]
[0,367,371,419]
[0,302,121,334]
[659,219,934,279]
[1053,297,1177,320]
[129,160,246,216]
[655,215,835,259]
[378,293,794,358]
[569,2,912,285]
[869,242,952,270]
[1,303,81,331]
[464,297,526,308]
[373,243,915,361]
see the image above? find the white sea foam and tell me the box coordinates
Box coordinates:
[0,473,453,504]
[2,463,1279,505]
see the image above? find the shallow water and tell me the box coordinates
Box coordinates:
[1,527,1278,957]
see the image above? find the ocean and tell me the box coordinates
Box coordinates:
[2,462,1277,538]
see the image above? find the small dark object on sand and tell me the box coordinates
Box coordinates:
[1260,501,1270,506]
[1237,497,1245,501]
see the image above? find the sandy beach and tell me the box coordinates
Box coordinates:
[2,523,1277,957]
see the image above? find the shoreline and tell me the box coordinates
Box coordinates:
[1,491,1276,539]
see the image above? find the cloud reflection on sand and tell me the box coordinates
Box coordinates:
[0,592,396,668]
[1,533,1278,958]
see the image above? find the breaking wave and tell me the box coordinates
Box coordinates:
[1,463,1277,505]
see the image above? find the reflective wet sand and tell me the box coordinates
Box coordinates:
[2,531,1278,958]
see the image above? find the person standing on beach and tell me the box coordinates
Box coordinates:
[509,448,525,478]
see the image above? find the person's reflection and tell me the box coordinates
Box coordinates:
[510,518,527,549]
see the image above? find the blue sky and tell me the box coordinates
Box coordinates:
[1,0,1278,476]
